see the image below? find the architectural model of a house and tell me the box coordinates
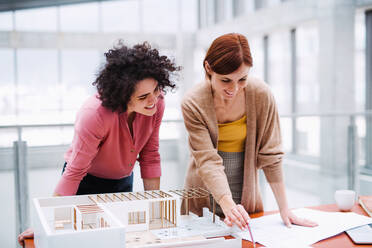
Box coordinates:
[33,188,242,248]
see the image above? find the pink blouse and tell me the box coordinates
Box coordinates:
[54,94,164,195]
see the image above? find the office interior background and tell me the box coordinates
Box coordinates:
[0,0,371,246]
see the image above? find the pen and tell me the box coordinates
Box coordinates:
[247,222,256,248]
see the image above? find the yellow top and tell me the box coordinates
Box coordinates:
[217,115,247,152]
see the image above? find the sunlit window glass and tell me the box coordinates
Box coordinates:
[249,36,264,80]
[0,11,13,31]
[245,1,255,12]
[0,49,15,123]
[143,0,178,33]
[224,0,233,21]
[296,117,320,156]
[61,50,100,122]
[296,25,320,157]
[280,117,293,152]
[180,0,198,32]
[102,0,140,32]
[15,7,57,32]
[266,0,282,7]
[356,116,366,167]
[296,24,319,113]
[158,49,181,121]
[355,12,366,169]
[206,0,216,26]
[268,31,291,114]
[355,12,366,112]
[193,47,206,83]
[60,2,99,32]
[17,49,59,124]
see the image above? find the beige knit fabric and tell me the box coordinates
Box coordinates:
[181,77,284,216]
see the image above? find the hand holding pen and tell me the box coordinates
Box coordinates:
[219,196,256,247]
[219,196,250,229]
[223,206,256,248]
[223,204,250,230]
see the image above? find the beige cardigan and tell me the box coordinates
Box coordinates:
[181,77,284,215]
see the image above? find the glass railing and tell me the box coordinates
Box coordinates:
[278,111,372,206]
[0,119,186,248]
[1,113,372,247]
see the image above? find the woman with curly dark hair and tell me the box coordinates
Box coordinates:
[18,41,180,246]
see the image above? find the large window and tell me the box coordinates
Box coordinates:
[354,12,366,168]
[0,49,15,119]
[0,49,16,147]
[17,49,59,124]
[222,0,234,22]
[0,0,197,129]
[355,12,366,112]
[180,0,198,32]
[0,11,13,30]
[15,7,57,32]
[266,0,282,8]
[296,24,319,113]
[61,50,100,122]
[101,0,140,32]
[233,0,255,16]
[143,0,178,33]
[281,117,293,153]
[249,36,264,80]
[295,24,320,157]
[296,117,320,156]
[268,31,291,115]
[60,2,99,32]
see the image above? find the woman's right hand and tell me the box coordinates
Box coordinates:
[18,194,59,246]
[219,195,250,230]
[18,228,34,247]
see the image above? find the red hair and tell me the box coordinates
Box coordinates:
[204,33,253,79]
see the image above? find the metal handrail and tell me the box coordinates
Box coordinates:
[280,110,372,118]
[0,119,184,142]
[0,123,74,129]
[1,111,372,130]
[2,112,372,238]
[1,118,186,238]
[0,118,184,129]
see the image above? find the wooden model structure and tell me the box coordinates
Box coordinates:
[33,188,241,248]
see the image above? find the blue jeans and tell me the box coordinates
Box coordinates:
[62,162,133,195]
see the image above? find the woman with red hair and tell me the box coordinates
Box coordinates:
[181,33,317,230]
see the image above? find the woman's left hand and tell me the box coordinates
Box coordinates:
[279,208,318,228]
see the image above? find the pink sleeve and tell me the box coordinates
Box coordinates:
[138,98,164,178]
[54,108,105,195]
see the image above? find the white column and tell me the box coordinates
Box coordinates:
[176,32,196,184]
[215,0,226,23]
[317,0,355,201]
[365,10,372,170]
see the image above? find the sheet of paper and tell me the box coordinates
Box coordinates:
[236,208,372,248]
[264,246,312,248]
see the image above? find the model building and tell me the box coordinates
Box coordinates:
[33,188,241,248]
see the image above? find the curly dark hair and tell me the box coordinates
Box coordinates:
[93,41,180,113]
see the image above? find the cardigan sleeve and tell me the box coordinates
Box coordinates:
[256,89,284,183]
[181,101,232,203]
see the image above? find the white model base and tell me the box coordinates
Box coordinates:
[33,190,242,248]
